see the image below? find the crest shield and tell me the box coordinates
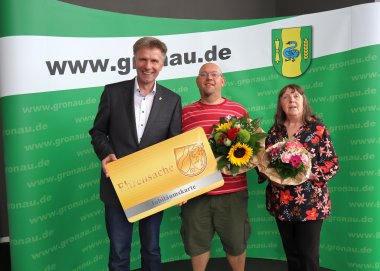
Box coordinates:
[272,26,312,78]
[174,143,207,177]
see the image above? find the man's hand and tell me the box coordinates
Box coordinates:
[102,154,117,178]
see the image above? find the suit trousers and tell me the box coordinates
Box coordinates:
[105,205,163,271]
[276,219,323,271]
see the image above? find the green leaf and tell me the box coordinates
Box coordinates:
[250,118,262,128]
[216,145,229,155]
[248,132,266,146]
[217,156,228,170]
[230,165,240,175]
[220,117,228,124]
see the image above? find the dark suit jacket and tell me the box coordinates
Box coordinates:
[89,79,182,206]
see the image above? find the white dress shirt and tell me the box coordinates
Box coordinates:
[134,78,156,143]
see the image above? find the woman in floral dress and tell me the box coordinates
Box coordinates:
[263,84,339,271]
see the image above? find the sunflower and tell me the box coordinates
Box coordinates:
[227,142,253,166]
[215,121,232,132]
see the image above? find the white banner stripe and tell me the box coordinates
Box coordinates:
[0,3,379,97]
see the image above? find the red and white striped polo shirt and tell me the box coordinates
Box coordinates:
[182,98,249,195]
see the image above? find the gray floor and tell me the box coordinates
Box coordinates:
[136,258,335,271]
[0,242,334,271]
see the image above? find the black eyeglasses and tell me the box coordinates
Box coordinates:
[198,71,222,78]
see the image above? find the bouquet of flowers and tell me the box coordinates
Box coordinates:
[209,115,266,175]
[260,138,312,185]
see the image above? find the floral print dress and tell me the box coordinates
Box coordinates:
[265,118,340,221]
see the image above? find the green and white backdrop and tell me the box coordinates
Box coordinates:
[1,1,379,270]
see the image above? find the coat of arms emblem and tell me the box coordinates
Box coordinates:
[272,26,312,77]
[174,143,207,177]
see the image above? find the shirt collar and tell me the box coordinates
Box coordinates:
[134,77,157,97]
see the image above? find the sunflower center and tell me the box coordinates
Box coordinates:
[233,147,246,158]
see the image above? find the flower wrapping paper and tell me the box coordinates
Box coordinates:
[257,139,312,186]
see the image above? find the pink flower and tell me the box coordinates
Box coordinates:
[290,155,302,168]
[301,154,309,165]
[281,152,292,163]
[285,141,298,151]
[295,186,303,194]
[267,138,311,181]
[295,193,307,205]
[325,149,333,157]
[269,147,281,157]
[322,206,330,215]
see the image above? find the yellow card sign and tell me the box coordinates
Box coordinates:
[106,127,224,222]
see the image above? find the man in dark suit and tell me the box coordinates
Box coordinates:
[89,37,182,271]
